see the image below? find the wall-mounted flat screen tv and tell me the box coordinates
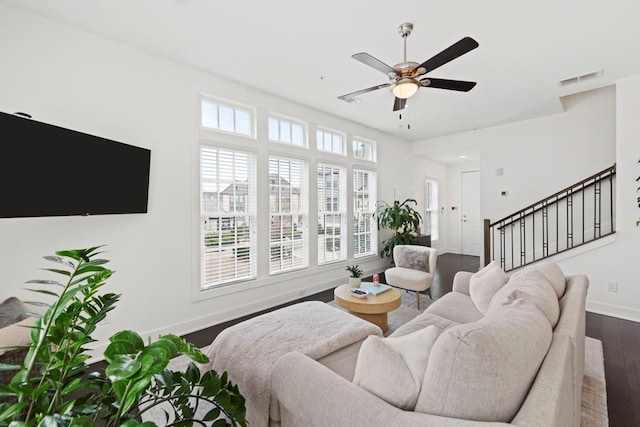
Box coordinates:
[0,111,151,218]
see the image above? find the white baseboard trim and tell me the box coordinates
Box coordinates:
[587,300,640,323]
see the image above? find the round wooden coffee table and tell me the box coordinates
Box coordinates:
[333,284,402,332]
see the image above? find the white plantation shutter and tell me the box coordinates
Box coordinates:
[269,156,309,273]
[353,169,377,257]
[200,146,257,288]
[317,163,347,264]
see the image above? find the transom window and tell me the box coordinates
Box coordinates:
[317,163,347,264]
[200,146,257,288]
[268,116,307,147]
[269,156,308,274]
[353,138,376,162]
[201,98,254,137]
[316,128,345,156]
[353,169,377,257]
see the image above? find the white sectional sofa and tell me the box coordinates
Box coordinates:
[270,261,588,426]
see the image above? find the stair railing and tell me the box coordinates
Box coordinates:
[484,164,616,271]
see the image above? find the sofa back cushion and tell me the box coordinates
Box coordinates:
[489,269,560,328]
[353,326,439,410]
[415,299,552,422]
[521,261,566,298]
[469,260,509,314]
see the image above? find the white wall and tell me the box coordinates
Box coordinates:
[558,74,640,321]
[413,83,640,321]
[0,5,419,358]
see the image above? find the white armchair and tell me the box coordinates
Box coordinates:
[384,245,437,309]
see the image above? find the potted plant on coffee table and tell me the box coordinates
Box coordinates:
[374,198,422,262]
[346,265,363,288]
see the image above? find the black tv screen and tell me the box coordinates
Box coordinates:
[0,112,151,218]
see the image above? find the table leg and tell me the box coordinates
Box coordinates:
[349,311,388,333]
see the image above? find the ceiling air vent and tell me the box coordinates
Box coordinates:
[558,69,604,87]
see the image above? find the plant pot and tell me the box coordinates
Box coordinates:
[349,277,362,288]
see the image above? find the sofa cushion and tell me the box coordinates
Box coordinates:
[390,312,460,338]
[394,245,430,272]
[489,269,560,328]
[515,261,566,298]
[469,261,509,314]
[426,292,483,324]
[353,326,440,410]
[0,297,27,329]
[415,299,552,422]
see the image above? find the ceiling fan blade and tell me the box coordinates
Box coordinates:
[393,97,407,111]
[352,52,397,76]
[420,78,477,92]
[338,83,391,100]
[418,37,479,74]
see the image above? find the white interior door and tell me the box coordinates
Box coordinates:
[461,170,481,256]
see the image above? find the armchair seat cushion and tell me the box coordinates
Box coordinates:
[385,267,432,292]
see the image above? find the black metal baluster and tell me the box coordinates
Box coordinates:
[567,191,573,248]
[582,182,585,244]
[520,214,526,267]
[542,202,548,257]
[595,179,601,238]
[511,219,514,271]
[500,221,506,270]
[532,205,535,262]
[610,174,614,233]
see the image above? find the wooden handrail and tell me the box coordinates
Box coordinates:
[490,164,616,228]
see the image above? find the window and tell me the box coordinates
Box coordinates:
[201,98,254,137]
[200,146,256,288]
[316,128,345,155]
[353,138,376,162]
[317,163,347,263]
[425,178,439,241]
[268,116,306,147]
[353,169,377,257]
[269,156,308,274]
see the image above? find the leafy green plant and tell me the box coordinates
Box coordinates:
[0,246,246,427]
[374,198,422,260]
[345,265,363,278]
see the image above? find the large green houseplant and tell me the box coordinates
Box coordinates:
[374,198,422,260]
[0,246,246,427]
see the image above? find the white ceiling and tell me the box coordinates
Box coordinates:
[3,0,640,149]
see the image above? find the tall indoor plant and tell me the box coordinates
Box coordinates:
[374,198,422,260]
[0,246,246,427]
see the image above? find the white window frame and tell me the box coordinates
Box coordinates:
[200,145,257,289]
[200,96,256,138]
[269,155,309,274]
[352,137,377,162]
[317,163,347,264]
[425,178,439,242]
[316,127,346,156]
[268,115,308,148]
[353,168,377,257]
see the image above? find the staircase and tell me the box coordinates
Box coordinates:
[483,164,616,271]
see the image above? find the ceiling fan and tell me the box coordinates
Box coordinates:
[338,23,479,111]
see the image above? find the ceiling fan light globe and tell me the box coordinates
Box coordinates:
[392,80,419,99]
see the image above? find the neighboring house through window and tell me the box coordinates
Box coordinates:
[317,163,346,263]
[353,169,377,257]
[200,146,257,289]
[269,156,308,274]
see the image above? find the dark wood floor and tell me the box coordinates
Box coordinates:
[179,254,640,426]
